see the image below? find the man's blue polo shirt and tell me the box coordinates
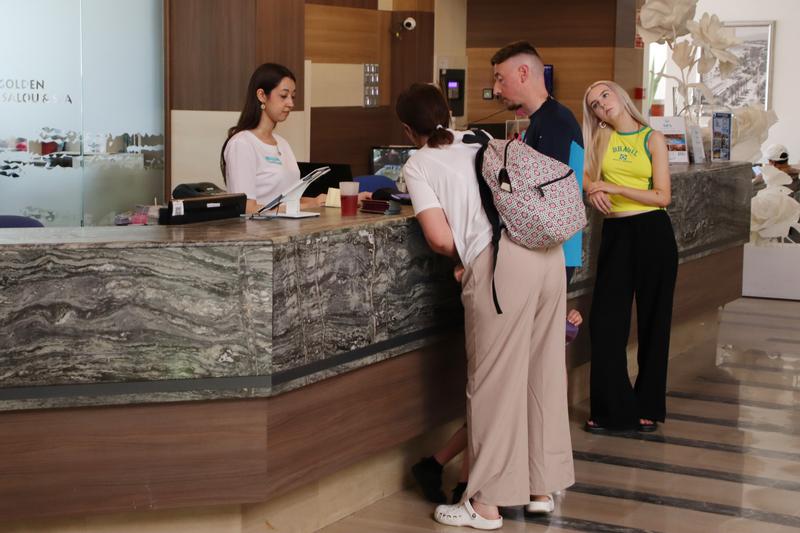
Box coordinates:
[522,97,584,268]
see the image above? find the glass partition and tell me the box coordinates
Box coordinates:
[0,0,164,227]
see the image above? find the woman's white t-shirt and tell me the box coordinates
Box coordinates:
[402,130,492,266]
[224,130,301,206]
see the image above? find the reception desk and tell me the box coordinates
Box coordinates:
[0,208,461,411]
[0,162,753,521]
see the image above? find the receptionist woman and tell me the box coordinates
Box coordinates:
[221,63,325,213]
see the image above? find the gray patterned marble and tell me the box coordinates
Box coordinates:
[568,162,752,296]
[0,243,273,391]
[271,219,460,375]
[0,213,459,410]
[0,163,753,410]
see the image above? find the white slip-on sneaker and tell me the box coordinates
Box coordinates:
[525,494,554,514]
[433,499,503,530]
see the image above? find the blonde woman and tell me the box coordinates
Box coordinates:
[582,80,678,433]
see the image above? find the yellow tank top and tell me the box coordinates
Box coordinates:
[600,126,660,213]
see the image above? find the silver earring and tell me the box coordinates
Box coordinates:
[599,121,607,129]
[260,103,266,110]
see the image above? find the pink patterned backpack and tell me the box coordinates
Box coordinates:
[464,130,587,313]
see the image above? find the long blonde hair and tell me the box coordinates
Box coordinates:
[582,80,650,183]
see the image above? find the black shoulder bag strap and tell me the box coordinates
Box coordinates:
[463,129,504,314]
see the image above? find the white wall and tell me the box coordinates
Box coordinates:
[697,0,800,161]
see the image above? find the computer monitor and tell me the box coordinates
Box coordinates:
[544,64,554,96]
[298,162,352,197]
[370,146,418,182]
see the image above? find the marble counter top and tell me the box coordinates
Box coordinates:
[0,162,752,411]
[562,162,753,294]
[0,209,411,248]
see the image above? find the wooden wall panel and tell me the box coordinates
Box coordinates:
[264,335,465,498]
[169,0,256,111]
[389,10,435,143]
[0,400,269,519]
[0,335,465,521]
[466,47,615,124]
[614,0,645,109]
[306,0,378,8]
[672,247,743,324]
[305,4,383,64]
[466,47,517,126]
[256,0,306,110]
[393,0,434,11]
[310,107,395,175]
[536,47,615,121]
[466,0,618,48]
[379,10,393,106]
[307,7,433,165]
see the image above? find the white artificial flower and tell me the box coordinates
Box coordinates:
[638,0,698,44]
[687,13,740,75]
[761,165,793,188]
[750,166,800,243]
[671,40,694,70]
[731,104,778,162]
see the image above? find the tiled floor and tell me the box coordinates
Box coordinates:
[316,298,800,532]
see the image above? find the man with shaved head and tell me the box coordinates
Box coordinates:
[456,40,582,521]
[491,41,584,294]
[491,40,583,284]
[491,41,584,168]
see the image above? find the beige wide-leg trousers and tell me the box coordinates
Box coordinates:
[461,233,575,507]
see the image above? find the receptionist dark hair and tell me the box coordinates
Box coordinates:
[220,63,296,180]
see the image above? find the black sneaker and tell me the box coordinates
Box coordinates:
[451,481,468,504]
[411,456,446,503]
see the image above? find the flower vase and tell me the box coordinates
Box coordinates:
[671,86,702,128]
[672,87,715,162]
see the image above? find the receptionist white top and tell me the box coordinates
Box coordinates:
[224,130,301,206]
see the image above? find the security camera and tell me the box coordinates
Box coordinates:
[403,17,417,31]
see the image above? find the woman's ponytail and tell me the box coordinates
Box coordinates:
[396,84,455,149]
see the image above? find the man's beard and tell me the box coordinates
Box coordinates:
[504,101,522,111]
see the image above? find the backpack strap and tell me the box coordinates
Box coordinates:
[465,129,504,314]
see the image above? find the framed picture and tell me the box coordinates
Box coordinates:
[700,20,775,110]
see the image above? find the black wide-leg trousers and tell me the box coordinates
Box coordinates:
[589,209,678,429]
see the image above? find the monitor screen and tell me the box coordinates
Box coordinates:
[370,146,418,182]
[297,162,352,197]
[543,64,554,96]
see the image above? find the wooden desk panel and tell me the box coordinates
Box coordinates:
[0,335,464,521]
